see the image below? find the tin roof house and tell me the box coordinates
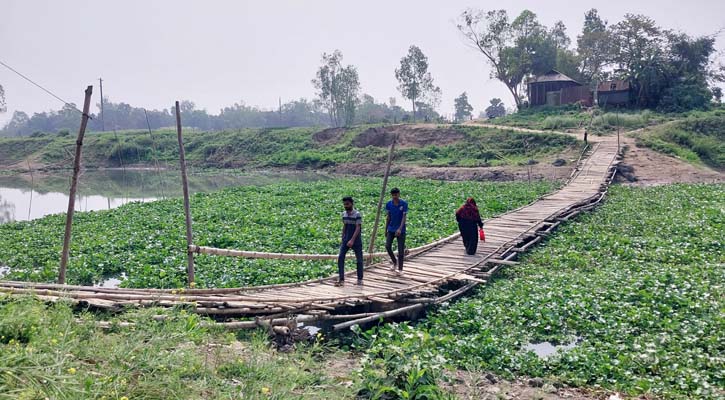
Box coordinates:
[597,80,631,106]
[527,70,592,107]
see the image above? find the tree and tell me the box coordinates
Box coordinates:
[356,94,385,124]
[388,97,406,123]
[414,101,440,122]
[549,21,571,49]
[312,50,360,127]
[657,33,720,111]
[337,66,360,126]
[395,45,441,122]
[607,14,721,110]
[577,9,611,85]
[485,98,506,118]
[457,9,559,109]
[3,111,29,136]
[454,92,473,122]
[610,14,665,107]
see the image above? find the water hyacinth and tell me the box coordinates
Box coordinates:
[0,178,555,288]
[358,184,724,399]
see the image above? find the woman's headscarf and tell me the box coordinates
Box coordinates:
[456,197,481,221]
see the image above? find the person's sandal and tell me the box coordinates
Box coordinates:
[356,279,363,286]
[334,280,344,287]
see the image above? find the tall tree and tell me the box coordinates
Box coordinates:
[312,50,360,127]
[395,45,441,122]
[657,33,721,111]
[457,9,557,109]
[577,9,611,85]
[454,92,473,122]
[610,14,665,107]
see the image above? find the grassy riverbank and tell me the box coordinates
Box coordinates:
[0,124,580,171]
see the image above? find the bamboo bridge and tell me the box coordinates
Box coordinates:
[0,135,621,331]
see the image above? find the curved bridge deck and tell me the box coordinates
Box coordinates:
[0,138,621,330]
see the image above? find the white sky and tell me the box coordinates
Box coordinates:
[1,0,724,125]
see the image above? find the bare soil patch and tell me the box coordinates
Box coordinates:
[617,138,723,186]
[351,125,466,148]
[329,162,575,182]
[312,127,347,145]
[329,146,582,182]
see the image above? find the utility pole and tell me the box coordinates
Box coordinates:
[99,78,105,131]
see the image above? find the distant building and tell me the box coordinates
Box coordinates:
[527,70,592,107]
[597,80,631,106]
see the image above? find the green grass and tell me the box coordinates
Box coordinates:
[396,128,580,167]
[0,178,556,288]
[488,105,586,130]
[0,296,355,399]
[591,110,653,131]
[635,115,725,169]
[489,105,676,134]
[541,115,581,130]
[355,184,724,399]
[0,125,581,170]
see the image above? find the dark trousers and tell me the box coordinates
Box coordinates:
[385,231,406,270]
[458,221,479,255]
[338,240,363,281]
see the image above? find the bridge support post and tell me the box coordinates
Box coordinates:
[58,85,93,284]
[175,101,195,286]
[367,133,397,265]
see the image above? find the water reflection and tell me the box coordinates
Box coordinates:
[524,337,581,358]
[0,169,327,223]
[0,196,14,224]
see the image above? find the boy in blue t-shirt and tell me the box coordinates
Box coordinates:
[385,187,407,272]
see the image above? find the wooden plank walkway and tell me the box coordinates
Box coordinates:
[0,137,621,330]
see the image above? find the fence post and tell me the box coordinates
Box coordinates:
[175,101,195,285]
[58,85,93,284]
[367,133,397,265]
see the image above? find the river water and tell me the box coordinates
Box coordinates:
[0,169,326,224]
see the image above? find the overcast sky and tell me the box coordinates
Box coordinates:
[1,0,724,125]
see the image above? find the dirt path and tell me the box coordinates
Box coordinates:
[462,121,579,139]
[617,136,723,186]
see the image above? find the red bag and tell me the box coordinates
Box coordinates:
[478,227,486,242]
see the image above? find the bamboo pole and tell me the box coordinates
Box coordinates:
[332,303,424,331]
[367,133,397,265]
[58,85,93,284]
[175,101,195,285]
[187,232,458,261]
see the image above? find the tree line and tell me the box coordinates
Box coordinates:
[2,8,722,136]
[458,8,724,111]
[0,94,434,137]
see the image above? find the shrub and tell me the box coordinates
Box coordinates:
[542,116,580,130]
